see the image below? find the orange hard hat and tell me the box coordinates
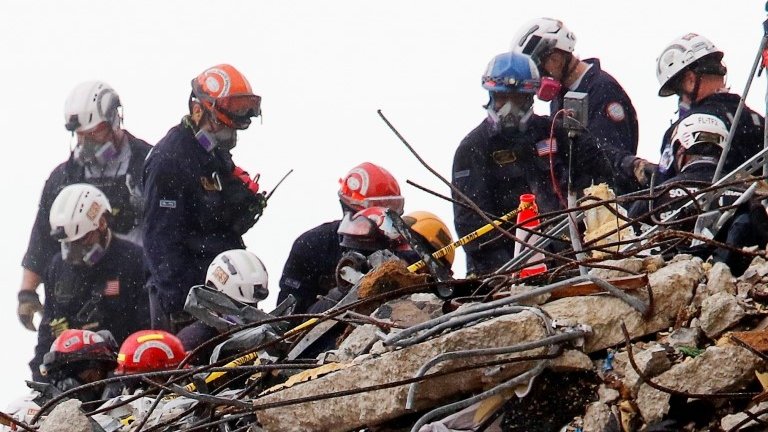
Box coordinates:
[191,64,261,129]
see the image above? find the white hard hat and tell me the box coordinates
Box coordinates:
[672,113,728,151]
[656,33,725,97]
[64,81,121,132]
[205,249,269,304]
[49,183,111,242]
[511,18,576,66]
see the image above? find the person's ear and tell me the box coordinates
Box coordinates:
[191,103,204,125]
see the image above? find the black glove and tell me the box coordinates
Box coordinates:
[622,156,658,187]
[231,191,267,235]
[18,290,43,331]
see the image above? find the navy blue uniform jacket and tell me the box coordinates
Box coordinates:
[551,58,639,194]
[278,220,343,314]
[31,237,149,381]
[22,133,150,276]
[142,122,247,316]
[452,116,566,275]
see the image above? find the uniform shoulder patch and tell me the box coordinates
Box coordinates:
[159,200,176,208]
[605,102,626,122]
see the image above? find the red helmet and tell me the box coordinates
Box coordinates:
[116,330,186,375]
[40,329,118,378]
[191,64,262,130]
[338,162,404,214]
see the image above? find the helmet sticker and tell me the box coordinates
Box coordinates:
[212,266,230,285]
[86,201,102,221]
[606,102,626,122]
[62,335,81,349]
[133,340,175,363]
[205,68,232,98]
[346,167,370,194]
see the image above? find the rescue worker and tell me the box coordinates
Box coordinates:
[177,249,269,363]
[38,329,119,403]
[111,330,186,394]
[277,162,405,314]
[628,113,740,232]
[655,33,764,181]
[29,184,150,382]
[306,208,455,314]
[512,18,649,192]
[18,81,151,333]
[142,64,265,332]
[452,51,565,276]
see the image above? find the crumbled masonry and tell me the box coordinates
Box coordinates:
[21,252,768,431]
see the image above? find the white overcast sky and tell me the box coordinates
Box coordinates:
[0,0,765,407]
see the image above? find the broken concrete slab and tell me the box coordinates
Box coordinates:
[583,402,620,432]
[255,258,704,431]
[720,401,768,430]
[661,327,701,349]
[256,311,551,432]
[635,344,761,424]
[699,292,746,339]
[373,294,443,328]
[39,399,92,432]
[620,345,672,397]
[706,262,737,296]
[588,258,644,280]
[543,258,703,353]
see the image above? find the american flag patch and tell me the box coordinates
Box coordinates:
[535,138,557,156]
[104,280,120,296]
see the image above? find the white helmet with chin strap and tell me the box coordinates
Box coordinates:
[205,249,269,304]
[49,184,111,266]
[64,81,121,133]
[656,33,725,97]
[49,184,111,243]
[511,18,576,67]
[671,113,728,151]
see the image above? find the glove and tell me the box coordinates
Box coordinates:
[631,158,658,187]
[18,290,43,331]
[232,166,260,194]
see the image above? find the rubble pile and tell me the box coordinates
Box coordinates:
[16,254,768,432]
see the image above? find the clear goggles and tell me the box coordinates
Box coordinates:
[337,210,401,240]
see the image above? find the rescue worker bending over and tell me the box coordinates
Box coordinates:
[655,33,764,182]
[628,113,740,233]
[307,208,454,314]
[512,18,646,192]
[452,52,565,276]
[39,329,119,403]
[18,81,151,333]
[177,249,269,363]
[143,64,265,332]
[278,162,405,314]
[29,184,149,382]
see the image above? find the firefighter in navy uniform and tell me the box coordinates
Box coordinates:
[30,184,149,382]
[655,33,764,182]
[512,18,649,193]
[18,81,150,333]
[628,113,740,232]
[277,162,405,314]
[143,64,265,332]
[453,52,566,276]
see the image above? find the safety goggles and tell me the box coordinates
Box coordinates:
[216,94,262,127]
[337,210,401,240]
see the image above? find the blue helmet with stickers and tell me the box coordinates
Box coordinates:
[482,52,540,94]
[482,52,540,132]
